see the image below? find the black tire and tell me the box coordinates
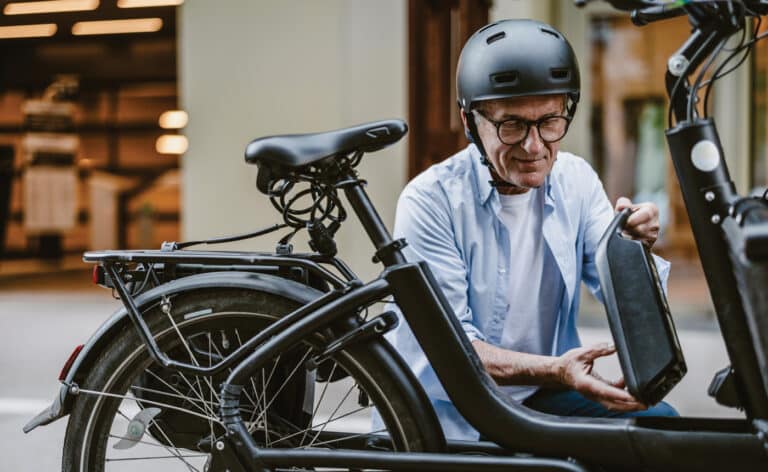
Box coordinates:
[62,287,441,471]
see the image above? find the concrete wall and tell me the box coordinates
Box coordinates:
[179,0,406,280]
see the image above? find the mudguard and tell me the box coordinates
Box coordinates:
[25,271,323,432]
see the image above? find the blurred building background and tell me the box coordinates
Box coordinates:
[0,0,766,438]
[0,0,764,278]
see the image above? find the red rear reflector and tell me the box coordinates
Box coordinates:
[92,266,100,285]
[59,344,84,381]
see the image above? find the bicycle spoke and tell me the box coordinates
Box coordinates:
[253,347,313,427]
[304,381,357,448]
[108,434,188,451]
[141,369,210,416]
[106,454,208,462]
[130,385,218,412]
[79,388,223,425]
[270,404,370,447]
[110,397,202,471]
[299,360,338,446]
[174,370,218,418]
[302,428,387,449]
[208,330,260,409]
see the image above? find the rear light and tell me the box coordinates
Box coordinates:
[92,265,109,287]
[59,344,84,381]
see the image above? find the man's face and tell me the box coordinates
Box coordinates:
[470,94,566,192]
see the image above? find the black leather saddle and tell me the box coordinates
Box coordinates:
[244,119,407,169]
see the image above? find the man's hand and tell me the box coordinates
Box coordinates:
[615,197,660,248]
[556,343,647,412]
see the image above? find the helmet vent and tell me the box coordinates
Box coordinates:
[551,68,570,81]
[486,31,505,44]
[491,71,518,85]
[540,27,560,39]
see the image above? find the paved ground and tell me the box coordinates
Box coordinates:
[0,270,744,470]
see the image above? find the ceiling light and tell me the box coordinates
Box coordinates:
[72,18,162,35]
[156,135,188,155]
[158,110,188,129]
[4,0,98,15]
[0,23,57,38]
[117,0,183,7]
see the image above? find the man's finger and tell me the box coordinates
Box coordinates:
[579,343,616,361]
[626,208,653,227]
[577,373,637,403]
[614,196,633,211]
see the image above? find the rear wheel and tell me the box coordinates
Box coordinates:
[62,287,441,471]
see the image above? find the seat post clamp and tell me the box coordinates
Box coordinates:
[372,238,407,263]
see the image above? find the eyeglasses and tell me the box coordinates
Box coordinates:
[474,109,571,145]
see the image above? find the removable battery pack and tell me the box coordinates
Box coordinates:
[595,209,686,405]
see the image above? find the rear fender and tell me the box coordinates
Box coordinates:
[25,271,322,432]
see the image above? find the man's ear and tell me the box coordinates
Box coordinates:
[460,109,474,143]
[460,108,469,130]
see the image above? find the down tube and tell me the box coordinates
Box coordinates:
[383,261,639,465]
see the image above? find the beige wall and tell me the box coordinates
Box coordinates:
[179,0,406,280]
[491,0,553,23]
[179,1,751,282]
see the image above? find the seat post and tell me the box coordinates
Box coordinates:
[341,177,406,267]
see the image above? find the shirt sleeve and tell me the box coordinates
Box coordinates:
[393,184,487,343]
[580,165,671,303]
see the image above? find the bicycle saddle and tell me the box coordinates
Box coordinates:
[244,119,408,168]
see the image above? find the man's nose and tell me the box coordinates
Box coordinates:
[521,127,545,154]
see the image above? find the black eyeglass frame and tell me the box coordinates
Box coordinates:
[473,109,573,145]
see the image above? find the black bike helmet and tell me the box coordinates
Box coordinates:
[456,19,581,157]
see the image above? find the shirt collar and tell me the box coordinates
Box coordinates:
[469,144,556,208]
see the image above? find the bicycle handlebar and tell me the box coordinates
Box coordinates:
[631,4,688,26]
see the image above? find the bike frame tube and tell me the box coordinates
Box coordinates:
[385,261,768,470]
[333,164,767,468]
[663,12,768,417]
[251,448,587,471]
[666,120,768,418]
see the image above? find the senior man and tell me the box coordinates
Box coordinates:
[387,19,677,440]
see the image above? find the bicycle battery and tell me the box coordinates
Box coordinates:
[595,209,686,405]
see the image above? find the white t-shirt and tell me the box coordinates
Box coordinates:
[497,187,564,402]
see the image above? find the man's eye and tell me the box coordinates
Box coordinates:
[502,121,526,131]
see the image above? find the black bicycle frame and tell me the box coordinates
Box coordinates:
[58,7,768,470]
[662,8,768,418]
[212,178,767,471]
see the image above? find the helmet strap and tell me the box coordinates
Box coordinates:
[463,109,487,157]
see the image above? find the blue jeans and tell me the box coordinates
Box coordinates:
[522,388,679,418]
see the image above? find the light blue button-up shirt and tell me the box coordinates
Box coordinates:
[385,144,670,440]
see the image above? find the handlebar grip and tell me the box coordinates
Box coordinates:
[631,5,688,26]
